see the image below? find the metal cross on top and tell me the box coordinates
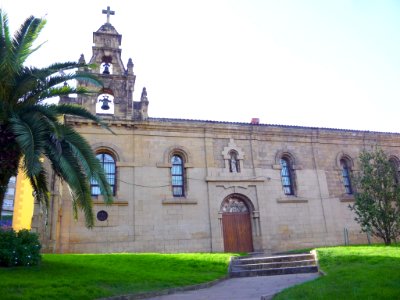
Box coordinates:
[102,6,115,24]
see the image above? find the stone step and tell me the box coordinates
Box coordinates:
[233,253,314,265]
[229,252,319,277]
[230,265,319,278]
[231,259,316,271]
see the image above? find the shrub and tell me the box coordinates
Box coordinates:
[0,228,41,267]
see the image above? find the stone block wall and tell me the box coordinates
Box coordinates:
[40,118,400,253]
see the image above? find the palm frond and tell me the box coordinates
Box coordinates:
[11,66,102,105]
[57,144,95,227]
[43,130,96,227]
[28,167,50,207]
[0,10,17,94]
[10,113,49,177]
[40,70,102,91]
[45,61,85,72]
[38,85,99,100]
[60,124,113,203]
[56,104,114,133]
[12,15,46,66]
[10,68,44,104]
[74,71,103,86]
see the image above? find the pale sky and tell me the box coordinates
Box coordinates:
[2,0,400,132]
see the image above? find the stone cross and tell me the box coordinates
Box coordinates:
[102,6,115,24]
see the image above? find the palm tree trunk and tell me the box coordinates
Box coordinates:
[0,124,21,217]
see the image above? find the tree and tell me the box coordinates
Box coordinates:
[350,148,400,245]
[0,10,113,227]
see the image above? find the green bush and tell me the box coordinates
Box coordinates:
[0,229,41,267]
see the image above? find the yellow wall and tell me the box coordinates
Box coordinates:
[12,170,34,231]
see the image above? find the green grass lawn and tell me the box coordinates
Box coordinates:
[0,253,233,300]
[275,245,400,300]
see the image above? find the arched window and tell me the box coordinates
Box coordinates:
[171,155,184,197]
[340,158,352,195]
[280,157,294,195]
[389,157,400,184]
[229,150,240,173]
[91,153,116,196]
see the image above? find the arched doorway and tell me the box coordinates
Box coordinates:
[220,194,254,253]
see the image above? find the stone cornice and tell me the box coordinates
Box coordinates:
[64,116,400,145]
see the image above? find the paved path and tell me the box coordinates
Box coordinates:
[147,273,319,300]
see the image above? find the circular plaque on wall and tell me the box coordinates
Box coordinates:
[97,210,108,221]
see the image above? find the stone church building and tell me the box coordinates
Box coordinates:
[33,8,400,254]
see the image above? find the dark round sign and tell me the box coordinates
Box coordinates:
[97,210,108,221]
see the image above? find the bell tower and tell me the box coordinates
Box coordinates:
[62,6,149,120]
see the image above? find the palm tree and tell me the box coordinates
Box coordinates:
[0,10,113,227]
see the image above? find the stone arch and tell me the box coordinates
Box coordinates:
[163,145,193,165]
[388,155,400,183]
[275,149,298,166]
[222,139,245,160]
[336,152,354,169]
[220,193,255,213]
[389,154,400,166]
[91,142,125,162]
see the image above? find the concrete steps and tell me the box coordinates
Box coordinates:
[229,253,319,277]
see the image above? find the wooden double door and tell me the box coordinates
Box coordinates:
[222,212,253,253]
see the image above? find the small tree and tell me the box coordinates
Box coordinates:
[350,148,400,245]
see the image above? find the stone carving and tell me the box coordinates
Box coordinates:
[222,140,244,173]
[229,151,239,173]
[221,198,248,213]
[102,6,115,24]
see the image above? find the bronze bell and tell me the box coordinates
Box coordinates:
[102,63,110,75]
[99,95,111,110]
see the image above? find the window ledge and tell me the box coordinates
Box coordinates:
[340,195,355,202]
[116,162,137,167]
[93,201,128,206]
[206,176,265,182]
[277,196,308,204]
[162,198,197,205]
[272,164,303,170]
[92,195,128,206]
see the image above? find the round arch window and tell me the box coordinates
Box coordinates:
[91,152,116,196]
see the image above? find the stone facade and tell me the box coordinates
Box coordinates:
[34,10,400,254]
